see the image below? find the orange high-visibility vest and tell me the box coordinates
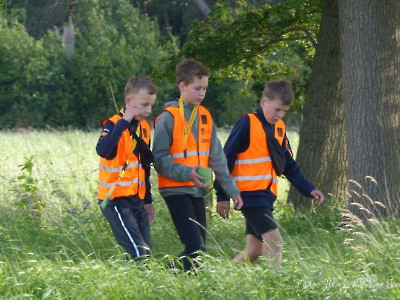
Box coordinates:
[155,106,213,189]
[97,115,151,200]
[231,113,286,196]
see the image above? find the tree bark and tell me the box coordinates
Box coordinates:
[339,0,400,219]
[288,0,347,211]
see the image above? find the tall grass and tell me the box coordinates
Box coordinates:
[1,129,399,299]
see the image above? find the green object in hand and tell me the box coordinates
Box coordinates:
[100,184,116,209]
[196,167,212,186]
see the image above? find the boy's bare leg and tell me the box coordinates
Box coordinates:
[261,228,283,269]
[233,234,264,263]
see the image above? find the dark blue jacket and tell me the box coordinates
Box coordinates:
[214,106,315,210]
[96,115,153,209]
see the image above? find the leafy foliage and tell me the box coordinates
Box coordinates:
[58,0,165,128]
[202,78,258,126]
[0,0,172,129]
[0,0,325,128]
[0,17,62,128]
[14,156,46,219]
[183,0,323,107]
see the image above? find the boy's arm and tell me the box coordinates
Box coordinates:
[282,136,316,197]
[143,141,155,220]
[143,137,153,205]
[143,167,153,204]
[96,119,130,159]
[212,115,250,200]
[208,128,239,198]
[152,112,192,181]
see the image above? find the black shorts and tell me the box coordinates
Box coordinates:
[241,207,278,241]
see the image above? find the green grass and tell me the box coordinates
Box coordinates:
[1,129,400,299]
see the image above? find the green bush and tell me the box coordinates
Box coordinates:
[0,0,173,129]
[59,0,167,128]
[0,17,62,128]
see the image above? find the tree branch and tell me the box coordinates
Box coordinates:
[278,26,318,48]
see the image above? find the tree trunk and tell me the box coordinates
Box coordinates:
[339,0,400,219]
[191,0,211,18]
[288,0,347,211]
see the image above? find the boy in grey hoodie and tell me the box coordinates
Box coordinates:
[153,59,242,271]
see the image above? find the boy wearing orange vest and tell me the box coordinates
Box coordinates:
[96,76,157,259]
[153,59,243,270]
[214,80,324,268]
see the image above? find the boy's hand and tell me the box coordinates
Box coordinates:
[122,102,138,122]
[145,203,155,221]
[232,194,243,210]
[216,201,230,219]
[190,166,208,188]
[310,189,324,205]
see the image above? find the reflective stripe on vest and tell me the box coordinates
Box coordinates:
[97,116,151,200]
[232,113,285,196]
[155,105,213,189]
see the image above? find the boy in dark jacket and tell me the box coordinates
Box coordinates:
[215,80,324,268]
[96,76,156,259]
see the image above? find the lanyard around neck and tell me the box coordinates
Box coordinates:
[179,98,198,151]
[118,124,140,180]
[130,125,141,153]
[120,107,141,153]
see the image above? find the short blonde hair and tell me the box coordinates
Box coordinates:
[124,76,157,97]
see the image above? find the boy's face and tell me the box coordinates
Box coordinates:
[178,76,208,106]
[125,89,156,121]
[260,97,291,124]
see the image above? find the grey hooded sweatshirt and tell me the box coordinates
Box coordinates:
[152,97,240,199]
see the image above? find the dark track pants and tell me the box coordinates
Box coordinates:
[164,195,206,269]
[100,205,152,259]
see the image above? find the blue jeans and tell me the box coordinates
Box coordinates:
[100,205,152,259]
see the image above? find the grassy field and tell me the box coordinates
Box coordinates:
[1,129,400,299]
